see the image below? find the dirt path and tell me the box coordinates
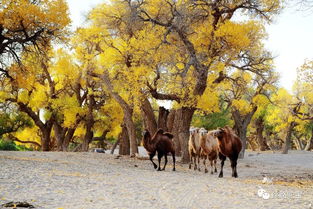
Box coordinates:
[0,150,312,209]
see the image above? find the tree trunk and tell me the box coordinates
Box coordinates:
[171,112,181,156]
[255,117,270,151]
[140,97,157,135]
[119,125,130,155]
[123,111,138,156]
[158,106,169,131]
[82,94,95,152]
[282,122,296,154]
[97,71,138,156]
[305,133,313,151]
[82,124,93,152]
[41,129,51,151]
[232,107,257,158]
[53,123,66,151]
[172,107,195,163]
[111,138,120,154]
[167,109,176,132]
[236,126,248,159]
[63,128,75,151]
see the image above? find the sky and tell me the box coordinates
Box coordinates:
[66,0,313,92]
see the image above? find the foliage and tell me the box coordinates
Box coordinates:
[0,0,71,76]
[0,111,33,137]
[0,139,32,151]
[192,110,232,131]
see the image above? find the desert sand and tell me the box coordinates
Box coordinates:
[0,149,312,209]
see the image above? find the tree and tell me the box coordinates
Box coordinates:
[218,54,278,157]
[89,0,282,161]
[0,0,70,78]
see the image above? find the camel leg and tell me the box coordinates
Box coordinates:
[162,154,168,171]
[157,152,163,171]
[172,151,176,171]
[210,160,214,174]
[214,159,217,173]
[218,153,226,178]
[197,155,201,171]
[230,155,239,178]
[189,153,193,169]
[203,156,208,173]
[149,152,157,169]
[194,155,197,170]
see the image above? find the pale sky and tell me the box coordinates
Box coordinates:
[66,0,313,92]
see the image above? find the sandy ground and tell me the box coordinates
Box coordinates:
[0,149,313,209]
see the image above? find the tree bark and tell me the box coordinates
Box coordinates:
[305,133,313,151]
[171,107,195,162]
[167,109,176,133]
[53,123,67,151]
[282,122,297,154]
[93,71,138,156]
[232,107,257,158]
[255,117,270,151]
[82,94,96,152]
[63,128,75,151]
[111,138,120,154]
[41,128,52,151]
[158,106,169,131]
[119,125,130,155]
[140,97,157,135]
[15,101,54,151]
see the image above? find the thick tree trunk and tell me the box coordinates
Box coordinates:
[167,109,176,132]
[82,124,93,152]
[171,112,181,156]
[158,106,169,131]
[123,112,138,156]
[53,123,66,151]
[140,97,157,135]
[255,117,270,151]
[232,107,257,158]
[172,107,195,163]
[119,125,130,155]
[235,126,248,159]
[41,129,51,151]
[282,122,296,154]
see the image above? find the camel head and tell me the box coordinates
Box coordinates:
[199,127,208,137]
[142,129,151,141]
[214,128,226,140]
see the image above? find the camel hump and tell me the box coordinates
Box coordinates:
[164,132,174,139]
[156,128,164,134]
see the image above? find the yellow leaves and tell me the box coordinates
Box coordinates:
[51,49,80,88]
[0,91,11,102]
[271,88,293,104]
[253,95,269,107]
[232,99,252,115]
[29,83,49,111]
[215,20,265,56]
[18,90,30,104]
[14,126,41,148]
[215,21,250,49]
[99,47,121,67]
[0,0,70,38]
[197,88,219,113]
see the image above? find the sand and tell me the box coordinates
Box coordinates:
[0,149,312,209]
